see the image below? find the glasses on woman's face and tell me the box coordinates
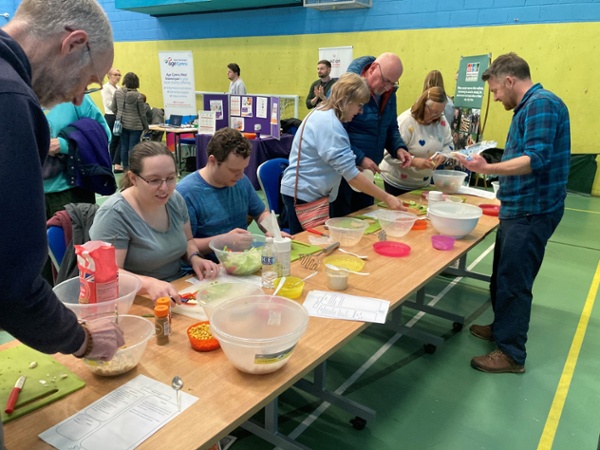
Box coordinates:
[136,174,178,188]
[426,104,444,120]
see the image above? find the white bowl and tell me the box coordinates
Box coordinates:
[427,202,483,238]
[209,234,265,275]
[325,218,368,247]
[377,210,418,237]
[432,170,468,194]
[210,294,308,374]
[82,315,154,376]
[53,273,141,320]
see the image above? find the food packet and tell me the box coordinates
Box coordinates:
[75,241,119,304]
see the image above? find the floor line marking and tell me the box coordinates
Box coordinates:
[564,207,600,215]
[287,244,495,441]
[537,259,600,450]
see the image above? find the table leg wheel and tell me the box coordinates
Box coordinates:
[423,343,437,354]
[452,322,464,332]
[350,416,367,431]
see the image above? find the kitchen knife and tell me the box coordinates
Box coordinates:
[4,375,26,414]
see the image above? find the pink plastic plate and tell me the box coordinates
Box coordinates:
[373,241,411,257]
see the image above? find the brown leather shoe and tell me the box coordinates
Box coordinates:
[470,323,493,341]
[471,349,525,373]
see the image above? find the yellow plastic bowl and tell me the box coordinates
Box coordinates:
[273,276,305,299]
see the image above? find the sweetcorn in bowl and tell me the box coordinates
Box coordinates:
[209,234,266,275]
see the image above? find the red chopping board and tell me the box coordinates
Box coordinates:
[0,344,85,423]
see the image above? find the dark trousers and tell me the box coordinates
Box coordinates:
[491,208,563,365]
[120,129,143,170]
[330,177,374,218]
[104,114,121,165]
[383,181,410,197]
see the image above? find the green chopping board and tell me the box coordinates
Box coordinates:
[0,344,85,423]
[350,215,382,234]
[291,240,322,261]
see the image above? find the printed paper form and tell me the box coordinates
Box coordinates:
[39,374,198,450]
[303,290,390,324]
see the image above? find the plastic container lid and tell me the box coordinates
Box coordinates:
[479,204,500,216]
[372,241,411,257]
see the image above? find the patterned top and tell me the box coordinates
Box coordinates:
[499,83,570,218]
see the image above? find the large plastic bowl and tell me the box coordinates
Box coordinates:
[325,218,368,247]
[210,294,309,374]
[428,202,483,239]
[209,234,266,275]
[377,210,418,237]
[82,315,154,376]
[53,273,141,320]
[198,281,264,319]
[432,170,468,194]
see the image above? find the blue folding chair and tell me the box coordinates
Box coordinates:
[47,225,67,271]
[256,158,289,232]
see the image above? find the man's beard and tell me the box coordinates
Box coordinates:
[31,61,81,108]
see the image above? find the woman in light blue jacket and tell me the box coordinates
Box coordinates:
[280,73,403,234]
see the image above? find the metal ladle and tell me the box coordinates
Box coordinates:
[172,375,184,411]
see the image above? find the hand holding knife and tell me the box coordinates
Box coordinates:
[5,375,26,414]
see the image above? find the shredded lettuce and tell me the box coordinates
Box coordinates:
[220,247,262,275]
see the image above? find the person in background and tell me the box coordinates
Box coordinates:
[423,69,456,129]
[331,52,412,217]
[456,53,570,373]
[177,127,291,260]
[90,142,219,303]
[43,94,111,219]
[227,63,246,95]
[280,73,405,235]
[0,2,125,445]
[379,87,452,196]
[111,71,148,171]
[306,59,337,109]
[102,67,122,172]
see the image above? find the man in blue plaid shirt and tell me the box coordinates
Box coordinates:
[457,53,570,374]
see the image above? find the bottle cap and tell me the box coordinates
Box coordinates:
[154,305,169,317]
[273,237,291,251]
[156,297,171,308]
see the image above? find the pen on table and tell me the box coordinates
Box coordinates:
[5,375,26,414]
[306,228,329,238]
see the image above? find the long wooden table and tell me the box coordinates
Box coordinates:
[3,193,499,450]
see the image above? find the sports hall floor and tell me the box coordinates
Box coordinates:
[2,172,598,450]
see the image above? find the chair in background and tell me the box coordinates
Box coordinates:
[47,225,67,272]
[257,158,289,232]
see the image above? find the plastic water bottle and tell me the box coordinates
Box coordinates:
[261,237,277,289]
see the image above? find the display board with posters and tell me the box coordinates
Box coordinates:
[158,51,197,123]
[451,54,491,150]
[318,46,353,78]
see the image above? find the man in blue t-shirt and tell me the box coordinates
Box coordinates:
[177,128,289,260]
[457,53,570,374]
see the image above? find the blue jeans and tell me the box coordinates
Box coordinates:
[491,209,563,365]
[120,129,143,170]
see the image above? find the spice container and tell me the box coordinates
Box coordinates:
[156,297,172,334]
[154,305,169,345]
[326,265,349,291]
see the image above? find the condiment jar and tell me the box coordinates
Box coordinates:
[326,266,349,291]
[154,305,170,345]
[156,297,172,334]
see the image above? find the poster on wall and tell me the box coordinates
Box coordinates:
[319,46,353,78]
[158,51,197,122]
[451,54,491,150]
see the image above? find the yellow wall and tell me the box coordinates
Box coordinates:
[93,21,600,195]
